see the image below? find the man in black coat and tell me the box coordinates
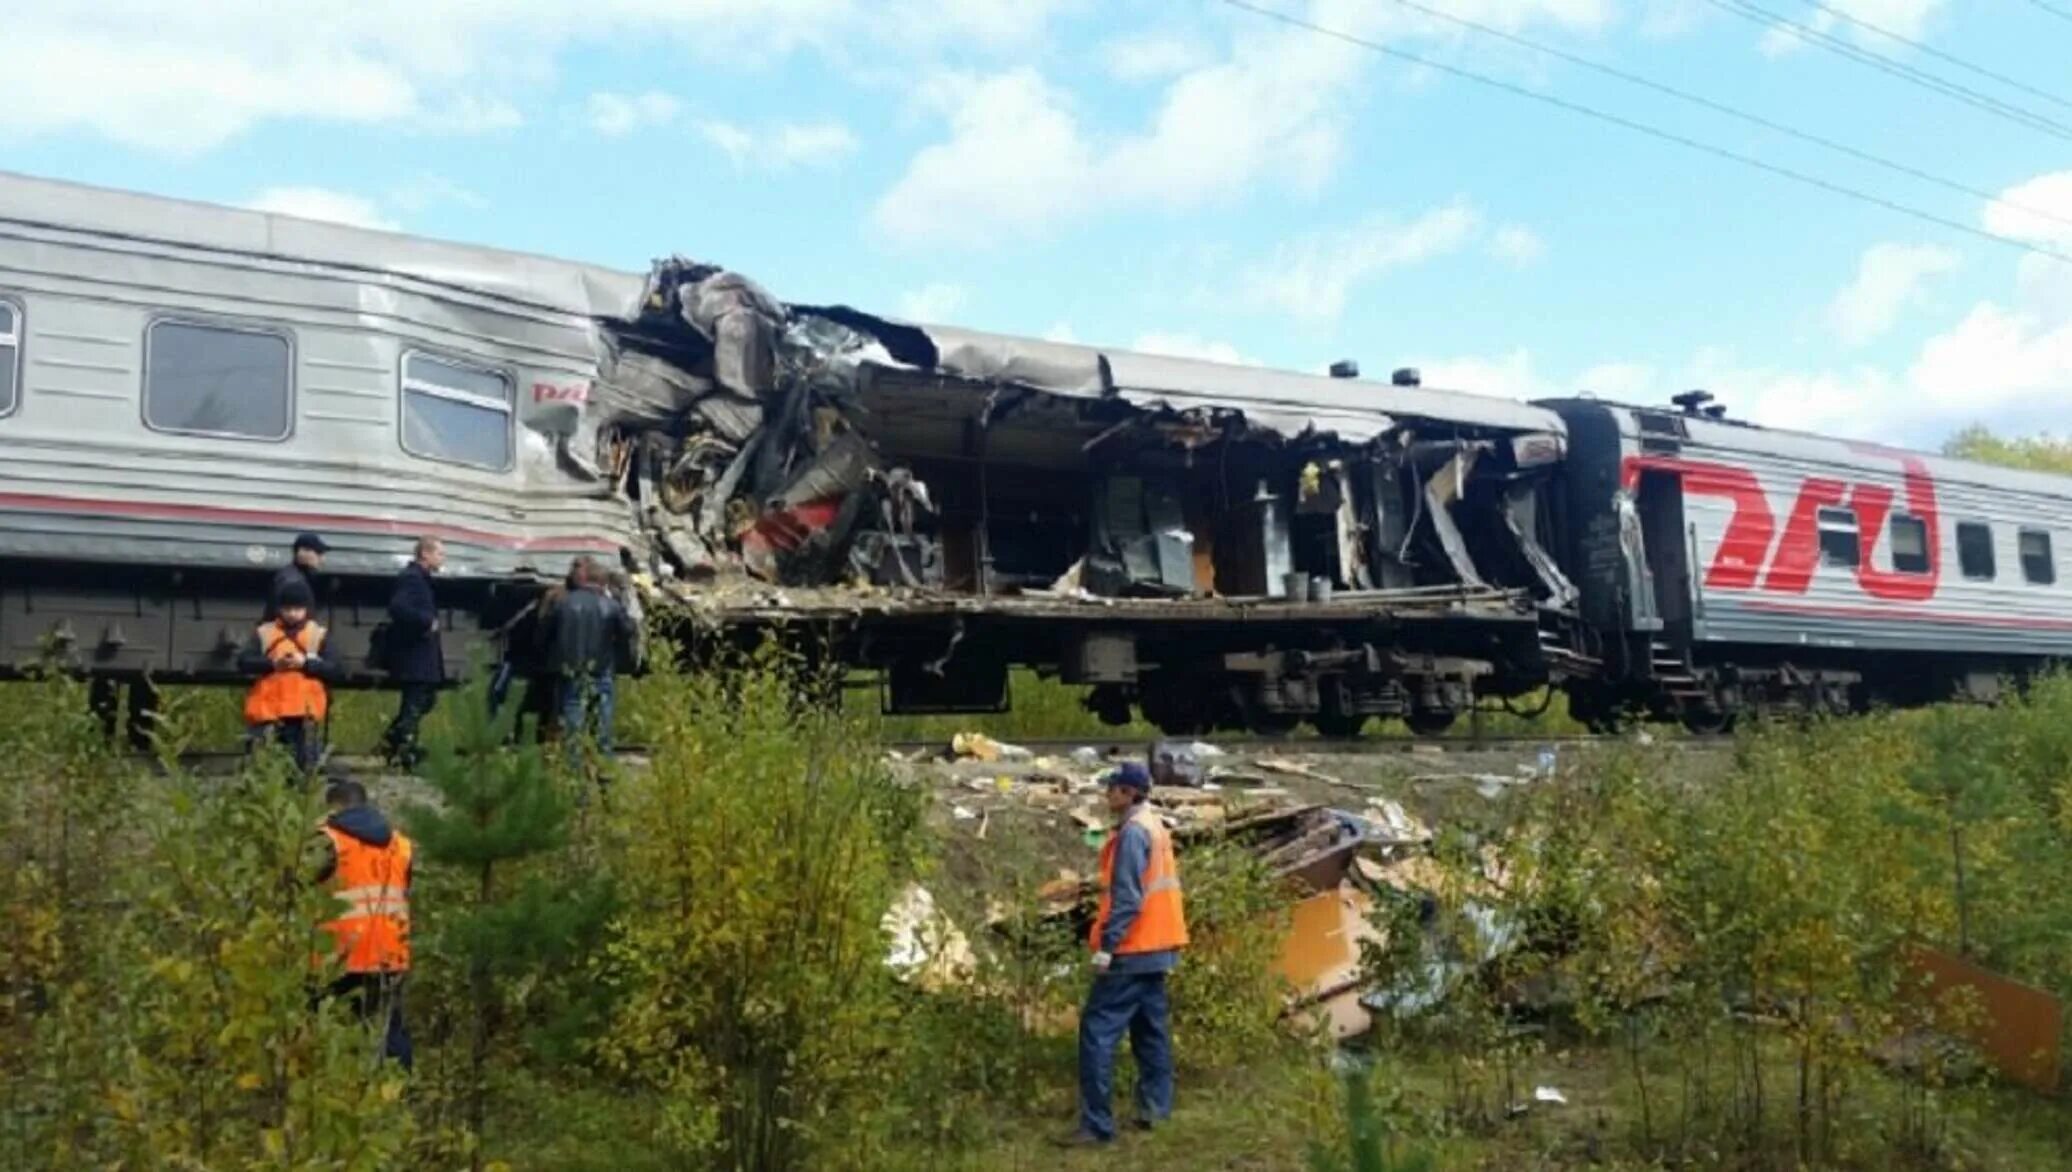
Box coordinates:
[379,536,446,768]
[265,532,329,621]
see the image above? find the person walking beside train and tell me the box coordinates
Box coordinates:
[1058,762,1189,1149]
[379,537,446,769]
[265,532,330,622]
[238,578,335,773]
[549,556,638,762]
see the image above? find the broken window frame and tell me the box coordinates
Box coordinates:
[141,315,294,443]
[1888,512,1930,574]
[2019,528,2055,586]
[1957,520,1996,581]
[1816,505,1860,568]
[0,296,19,419]
[398,348,515,472]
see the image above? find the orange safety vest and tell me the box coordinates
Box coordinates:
[320,825,413,974]
[1089,806,1190,955]
[245,620,328,724]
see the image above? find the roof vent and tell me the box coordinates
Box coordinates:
[1671,389,1714,416]
[1329,359,1360,379]
[1391,367,1422,387]
[1702,404,1727,419]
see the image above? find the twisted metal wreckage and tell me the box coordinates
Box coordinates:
[566,258,1579,729]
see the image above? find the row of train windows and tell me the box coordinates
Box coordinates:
[1816,507,2055,585]
[0,300,513,471]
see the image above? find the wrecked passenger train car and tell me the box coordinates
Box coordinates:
[0,172,1574,735]
[610,262,1577,734]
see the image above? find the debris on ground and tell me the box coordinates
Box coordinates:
[883,884,977,991]
[952,731,1033,762]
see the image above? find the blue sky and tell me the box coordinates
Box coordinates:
[3,0,2069,447]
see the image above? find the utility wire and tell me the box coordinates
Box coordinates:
[1795,0,2072,114]
[2026,0,2072,25]
[1381,0,2072,235]
[1703,0,2072,143]
[1216,0,2072,268]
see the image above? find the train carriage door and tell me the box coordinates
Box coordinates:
[1633,411,1693,636]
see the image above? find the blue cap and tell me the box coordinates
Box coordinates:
[1105,762,1153,791]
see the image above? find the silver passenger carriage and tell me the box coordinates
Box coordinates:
[0,171,1578,736]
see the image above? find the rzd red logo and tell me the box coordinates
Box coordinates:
[1621,452,1939,601]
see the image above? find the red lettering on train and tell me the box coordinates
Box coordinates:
[1621,455,1774,589]
[532,381,590,404]
[1759,476,1848,593]
[1621,451,1942,600]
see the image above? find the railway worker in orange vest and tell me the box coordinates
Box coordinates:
[238,578,334,773]
[313,779,414,1069]
[1060,761,1189,1148]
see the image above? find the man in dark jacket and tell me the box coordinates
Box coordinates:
[378,537,446,768]
[264,532,329,621]
[551,557,638,760]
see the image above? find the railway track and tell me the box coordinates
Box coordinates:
[153,730,1712,773]
[883,732,1703,756]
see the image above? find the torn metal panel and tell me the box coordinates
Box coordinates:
[1423,448,1489,589]
[922,325,1107,398]
[1504,484,1578,609]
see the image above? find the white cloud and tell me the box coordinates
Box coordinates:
[386,174,488,214]
[586,90,682,137]
[417,94,523,135]
[873,70,1098,246]
[1043,322,1081,344]
[244,186,398,231]
[896,283,968,323]
[1240,203,1482,323]
[1489,224,1547,267]
[773,121,861,165]
[1982,170,2072,246]
[1758,0,1946,56]
[874,0,1607,247]
[1825,242,1961,347]
[1098,31,1214,82]
[700,117,859,169]
[1129,332,1261,367]
[0,1,1072,155]
[1419,350,1553,401]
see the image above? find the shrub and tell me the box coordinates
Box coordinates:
[595,646,925,1171]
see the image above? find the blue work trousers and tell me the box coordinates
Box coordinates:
[559,671,617,760]
[1077,971,1174,1140]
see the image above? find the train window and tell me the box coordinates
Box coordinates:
[1816,507,1860,568]
[143,319,292,440]
[2020,529,2055,585]
[1957,522,1996,580]
[400,351,513,471]
[1889,514,1930,574]
[0,299,18,418]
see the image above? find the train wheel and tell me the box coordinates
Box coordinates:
[1679,705,1737,736]
[1248,712,1302,738]
[1404,708,1457,737]
[1313,710,1368,739]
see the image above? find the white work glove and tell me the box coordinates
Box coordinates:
[1091,951,1113,973]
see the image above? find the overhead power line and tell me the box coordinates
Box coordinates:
[1795,0,2072,114]
[1216,0,2072,268]
[2026,0,2072,25]
[1380,0,2072,236]
[1702,0,2072,143]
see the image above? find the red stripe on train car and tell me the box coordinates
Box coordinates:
[1736,598,2072,632]
[0,491,621,553]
